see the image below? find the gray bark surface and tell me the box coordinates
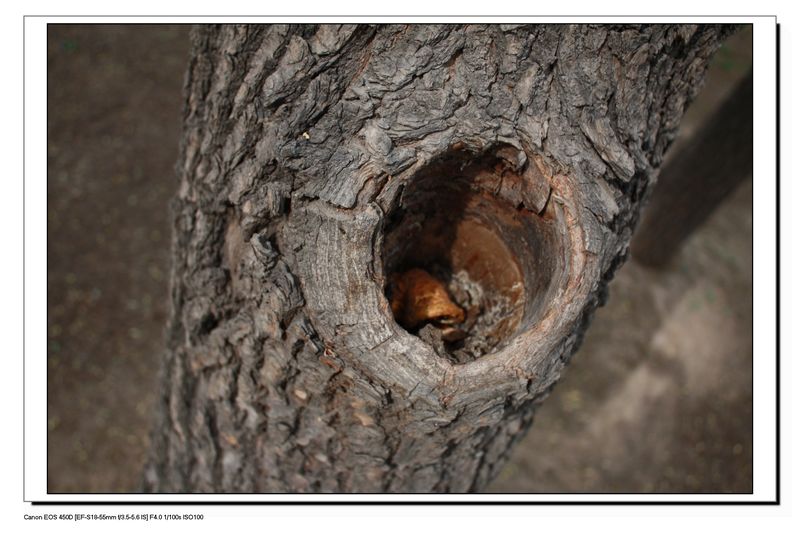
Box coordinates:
[143,23,729,493]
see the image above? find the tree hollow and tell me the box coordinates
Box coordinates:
[382,144,563,364]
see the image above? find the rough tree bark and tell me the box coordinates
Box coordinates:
[143,23,730,493]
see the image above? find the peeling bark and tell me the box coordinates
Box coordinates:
[143,23,730,493]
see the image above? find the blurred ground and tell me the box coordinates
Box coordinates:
[47,25,190,492]
[46,25,753,493]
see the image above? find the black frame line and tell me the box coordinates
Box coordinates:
[24,15,779,18]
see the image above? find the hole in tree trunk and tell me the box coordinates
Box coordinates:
[382,143,561,364]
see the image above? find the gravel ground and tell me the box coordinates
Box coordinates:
[46,24,753,493]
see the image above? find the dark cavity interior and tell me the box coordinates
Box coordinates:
[382,144,562,364]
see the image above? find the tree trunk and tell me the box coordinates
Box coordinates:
[143,23,730,493]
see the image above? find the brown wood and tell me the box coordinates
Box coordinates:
[632,69,753,268]
[143,24,729,493]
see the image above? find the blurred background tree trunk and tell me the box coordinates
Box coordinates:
[143,23,730,493]
[632,69,753,267]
